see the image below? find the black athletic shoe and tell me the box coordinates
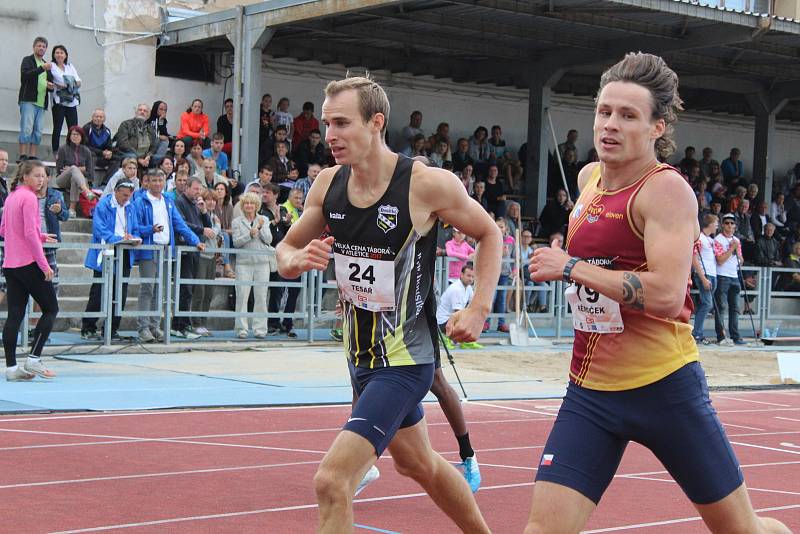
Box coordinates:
[286,330,297,339]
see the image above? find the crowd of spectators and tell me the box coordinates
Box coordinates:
[4,36,800,343]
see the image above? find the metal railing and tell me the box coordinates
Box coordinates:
[3,242,800,346]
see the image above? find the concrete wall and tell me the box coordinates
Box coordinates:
[261,58,800,180]
[1,1,799,183]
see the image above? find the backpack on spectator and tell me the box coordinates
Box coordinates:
[78,188,103,218]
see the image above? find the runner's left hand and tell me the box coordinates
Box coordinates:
[529,239,570,282]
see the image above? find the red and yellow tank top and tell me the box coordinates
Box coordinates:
[566,163,698,391]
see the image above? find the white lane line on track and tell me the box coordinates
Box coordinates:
[780,442,800,449]
[716,396,790,407]
[620,475,800,497]
[468,402,558,417]
[50,481,800,534]
[48,481,537,533]
[0,404,355,423]
[721,422,765,431]
[775,416,800,423]
[718,407,800,414]
[1,403,796,423]
[0,461,321,490]
[23,457,799,493]
[0,417,553,452]
[0,428,328,455]
[729,441,800,455]
[729,431,800,438]
[581,504,800,533]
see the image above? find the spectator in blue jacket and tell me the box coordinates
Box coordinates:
[133,169,204,343]
[36,170,69,291]
[81,180,140,341]
[721,147,745,188]
[172,175,213,338]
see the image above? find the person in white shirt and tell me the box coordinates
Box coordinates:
[437,265,477,337]
[50,45,81,153]
[133,169,204,343]
[691,214,719,344]
[771,192,787,230]
[714,213,746,345]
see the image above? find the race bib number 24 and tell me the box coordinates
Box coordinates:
[334,253,396,312]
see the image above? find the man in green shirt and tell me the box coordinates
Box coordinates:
[18,37,54,161]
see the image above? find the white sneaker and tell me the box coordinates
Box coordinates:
[194,326,211,336]
[355,465,380,496]
[719,338,735,347]
[237,330,248,339]
[6,366,35,381]
[24,358,56,379]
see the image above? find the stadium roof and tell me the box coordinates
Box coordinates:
[164,0,800,120]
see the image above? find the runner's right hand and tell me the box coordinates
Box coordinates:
[43,268,54,282]
[295,236,334,272]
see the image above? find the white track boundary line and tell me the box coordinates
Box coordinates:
[717,407,800,414]
[621,474,800,497]
[1,404,797,424]
[716,396,791,407]
[730,441,800,456]
[775,416,800,423]
[0,404,353,423]
[0,461,320,490]
[722,422,765,431]
[582,504,800,533]
[0,428,328,455]
[729,431,800,438]
[49,481,536,533]
[0,417,553,452]
[468,402,558,417]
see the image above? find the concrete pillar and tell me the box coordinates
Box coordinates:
[747,92,787,204]
[228,11,273,184]
[524,66,565,220]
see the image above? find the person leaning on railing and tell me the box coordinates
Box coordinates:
[190,189,221,337]
[232,192,274,339]
[132,168,204,344]
[80,180,140,342]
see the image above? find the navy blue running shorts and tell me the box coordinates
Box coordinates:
[345,361,435,456]
[535,362,743,505]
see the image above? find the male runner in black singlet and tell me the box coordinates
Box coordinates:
[277,77,502,533]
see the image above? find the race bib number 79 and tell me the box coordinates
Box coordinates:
[565,282,624,333]
[334,252,396,312]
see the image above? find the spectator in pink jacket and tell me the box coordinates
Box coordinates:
[1,160,58,381]
[445,228,475,282]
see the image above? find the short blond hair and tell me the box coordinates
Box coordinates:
[238,192,261,212]
[325,76,390,134]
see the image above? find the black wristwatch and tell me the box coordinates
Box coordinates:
[563,257,581,283]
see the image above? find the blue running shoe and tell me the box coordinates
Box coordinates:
[460,455,481,493]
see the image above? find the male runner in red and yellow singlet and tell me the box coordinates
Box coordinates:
[526,53,790,533]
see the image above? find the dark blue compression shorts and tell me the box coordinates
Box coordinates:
[535,361,743,505]
[345,361,435,456]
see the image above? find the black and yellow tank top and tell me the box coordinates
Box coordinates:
[322,155,439,369]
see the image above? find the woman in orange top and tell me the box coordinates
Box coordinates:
[177,98,210,149]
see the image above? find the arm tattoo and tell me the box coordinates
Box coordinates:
[622,272,645,311]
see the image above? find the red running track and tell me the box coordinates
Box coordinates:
[0,391,798,533]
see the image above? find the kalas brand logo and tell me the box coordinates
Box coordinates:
[586,203,604,223]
